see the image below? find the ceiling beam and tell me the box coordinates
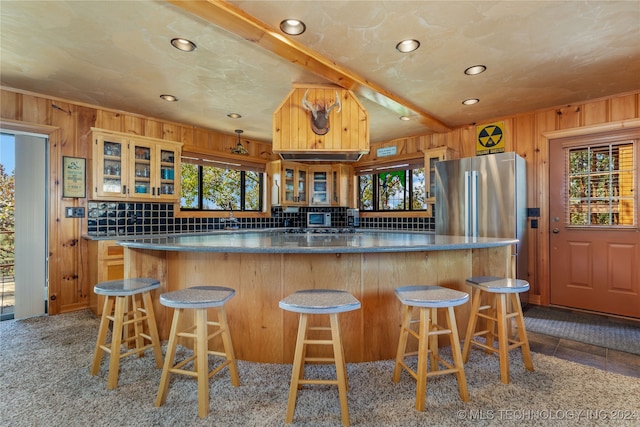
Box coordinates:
[167,0,452,134]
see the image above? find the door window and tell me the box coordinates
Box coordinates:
[566,141,636,227]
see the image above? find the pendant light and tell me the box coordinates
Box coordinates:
[231,129,249,155]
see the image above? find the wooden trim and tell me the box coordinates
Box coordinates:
[355,152,425,170]
[543,118,640,139]
[0,118,58,135]
[541,118,640,306]
[167,0,451,133]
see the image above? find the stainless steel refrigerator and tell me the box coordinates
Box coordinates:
[435,152,527,281]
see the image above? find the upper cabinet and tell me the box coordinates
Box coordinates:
[267,160,353,207]
[331,164,353,206]
[91,128,182,201]
[309,166,331,205]
[424,146,457,215]
[268,160,307,206]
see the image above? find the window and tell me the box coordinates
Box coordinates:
[356,157,426,211]
[180,156,264,211]
[566,141,635,226]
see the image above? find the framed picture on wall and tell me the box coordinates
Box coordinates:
[62,156,86,198]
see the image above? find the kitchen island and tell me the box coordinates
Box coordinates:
[119,230,518,363]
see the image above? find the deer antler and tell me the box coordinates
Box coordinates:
[301,89,318,119]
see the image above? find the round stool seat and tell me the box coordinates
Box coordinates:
[279,289,361,314]
[159,286,235,309]
[395,285,469,308]
[466,276,530,294]
[93,278,159,296]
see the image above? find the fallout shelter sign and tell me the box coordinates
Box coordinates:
[476,121,505,155]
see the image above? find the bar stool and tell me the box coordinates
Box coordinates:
[155,286,240,419]
[90,278,163,390]
[392,285,469,411]
[462,276,534,384]
[279,289,361,427]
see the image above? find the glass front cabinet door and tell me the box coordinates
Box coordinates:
[424,146,457,216]
[94,133,128,199]
[157,145,178,199]
[283,163,307,205]
[310,166,331,205]
[91,129,181,201]
[131,141,153,198]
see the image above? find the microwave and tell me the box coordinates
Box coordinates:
[307,212,331,227]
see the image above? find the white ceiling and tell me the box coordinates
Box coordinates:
[1,1,639,144]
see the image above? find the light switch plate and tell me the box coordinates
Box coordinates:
[65,207,85,218]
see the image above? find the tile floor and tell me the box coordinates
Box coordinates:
[527,330,640,379]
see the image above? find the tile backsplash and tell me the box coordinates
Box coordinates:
[87,202,434,236]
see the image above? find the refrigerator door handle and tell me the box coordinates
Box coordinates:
[464,171,470,237]
[471,170,479,237]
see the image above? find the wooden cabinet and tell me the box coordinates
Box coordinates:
[87,239,124,316]
[309,165,331,205]
[91,128,181,201]
[424,146,457,216]
[331,164,353,206]
[268,160,308,206]
[268,160,354,207]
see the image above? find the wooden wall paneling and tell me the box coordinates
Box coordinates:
[22,94,52,125]
[556,104,582,129]
[124,115,145,136]
[76,106,97,301]
[47,129,62,315]
[179,125,194,146]
[0,90,21,120]
[162,123,181,142]
[583,98,610,126]
[610,93,639,121]
[96,110,125,132]
[53,103,87,312]
[144,119,163,139]
[534,109,558,305]
[513,113,537,289]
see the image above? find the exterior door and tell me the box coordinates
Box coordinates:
[549,130,640,318]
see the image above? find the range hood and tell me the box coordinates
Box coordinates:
[272,85,369,162]
[278,152,363,162]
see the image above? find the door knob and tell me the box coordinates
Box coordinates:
[552,228,560,234]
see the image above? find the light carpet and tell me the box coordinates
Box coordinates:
[523,305,640,355]
[1,310,639,426]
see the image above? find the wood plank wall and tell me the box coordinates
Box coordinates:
[0,87,274,314]
[1,86,638,313]
[360,91,640,304]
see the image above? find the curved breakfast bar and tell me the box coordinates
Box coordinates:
[119,230,518,363]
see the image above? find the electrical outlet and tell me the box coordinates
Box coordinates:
[65,207,85,218]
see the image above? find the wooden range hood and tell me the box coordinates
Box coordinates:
[272,85,369,162]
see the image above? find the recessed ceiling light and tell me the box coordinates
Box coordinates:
[160,94,178,102]
[280,19,306,35]
[462,98,479,105]
[399,116,411,121]
[396,39,420,53]
[227,113,242,119]
[464,65,487,75]
[170,38,197,52]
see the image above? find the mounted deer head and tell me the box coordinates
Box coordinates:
[301,90,342,135]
